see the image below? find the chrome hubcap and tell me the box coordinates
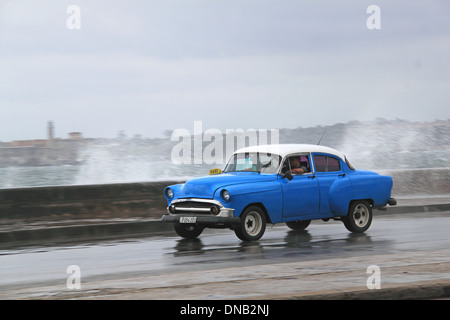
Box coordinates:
[244,211,262,236]
[352,204,369,227]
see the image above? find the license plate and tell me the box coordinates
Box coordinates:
[179,217,197,224]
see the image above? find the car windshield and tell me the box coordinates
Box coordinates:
[224,152,282,174]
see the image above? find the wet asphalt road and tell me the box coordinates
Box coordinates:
[1,210,450,299]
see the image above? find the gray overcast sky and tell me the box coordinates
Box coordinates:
[0,0,449,141]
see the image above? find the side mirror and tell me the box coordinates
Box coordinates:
[282,171,293,181]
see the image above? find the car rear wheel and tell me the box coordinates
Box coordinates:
[286,220,311,230]
[174,223,204,239]
[235,206,266,241]
[343,200,372,233]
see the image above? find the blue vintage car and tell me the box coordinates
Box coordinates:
[162,144,396,241]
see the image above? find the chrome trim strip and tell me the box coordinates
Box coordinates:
[177,207,211,212]
[170,198,223,206]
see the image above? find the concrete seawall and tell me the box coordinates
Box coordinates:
[380,167,450,196]
[0,168,449,222]
[0,181,183,222]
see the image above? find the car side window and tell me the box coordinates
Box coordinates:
[314,155,326,172]
[327,157,341,171]
[314,155,341,172]
[282,154,311,174]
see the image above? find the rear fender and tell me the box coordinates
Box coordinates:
[349,172,393,207]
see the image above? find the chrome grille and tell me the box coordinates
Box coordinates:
[167,198,234,217]
[170,199,216,215]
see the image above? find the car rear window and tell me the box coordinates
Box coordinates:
[314,155,341,172]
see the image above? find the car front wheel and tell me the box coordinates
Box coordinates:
[174,223,204,239]
[235,206,266,241]
[343,200,372,233]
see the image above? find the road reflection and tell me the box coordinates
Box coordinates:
[174,238,205,254]
[284,230,313,244]
[171,228,376,261]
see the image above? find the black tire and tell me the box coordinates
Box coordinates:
[286,220,311,231]
[342,200,372,233]
[174,223,204,239]
[234,206,266,241]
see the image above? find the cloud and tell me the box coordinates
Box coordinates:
[0,0,449,141]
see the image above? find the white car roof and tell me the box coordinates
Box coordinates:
[233,144,346,161]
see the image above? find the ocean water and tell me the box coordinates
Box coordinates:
[0,162,219,189]
[0,149,449,189]
[1,120,448,189]
[0,165,80,189]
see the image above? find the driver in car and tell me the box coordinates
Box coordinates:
[289,157,309,174]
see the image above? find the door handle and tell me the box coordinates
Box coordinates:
[339,173,346,177]
[308,175,316,179]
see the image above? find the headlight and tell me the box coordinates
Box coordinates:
[165,188,174,199]
[221,189,230,201]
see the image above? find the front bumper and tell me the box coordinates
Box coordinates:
[162,198,240,228]
[161,214,241,228]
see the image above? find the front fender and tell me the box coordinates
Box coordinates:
[213,181,283,221]
[164,184,184,204]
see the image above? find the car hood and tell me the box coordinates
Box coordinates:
[175,173,276,199]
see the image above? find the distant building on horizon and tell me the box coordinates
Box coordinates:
[68,132,83,140]
[1,121,84,148]
[47,121,54,147]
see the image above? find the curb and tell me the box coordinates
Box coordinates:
[381,203,450,215]
[250,280,450,300]
[0,220,174,249]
